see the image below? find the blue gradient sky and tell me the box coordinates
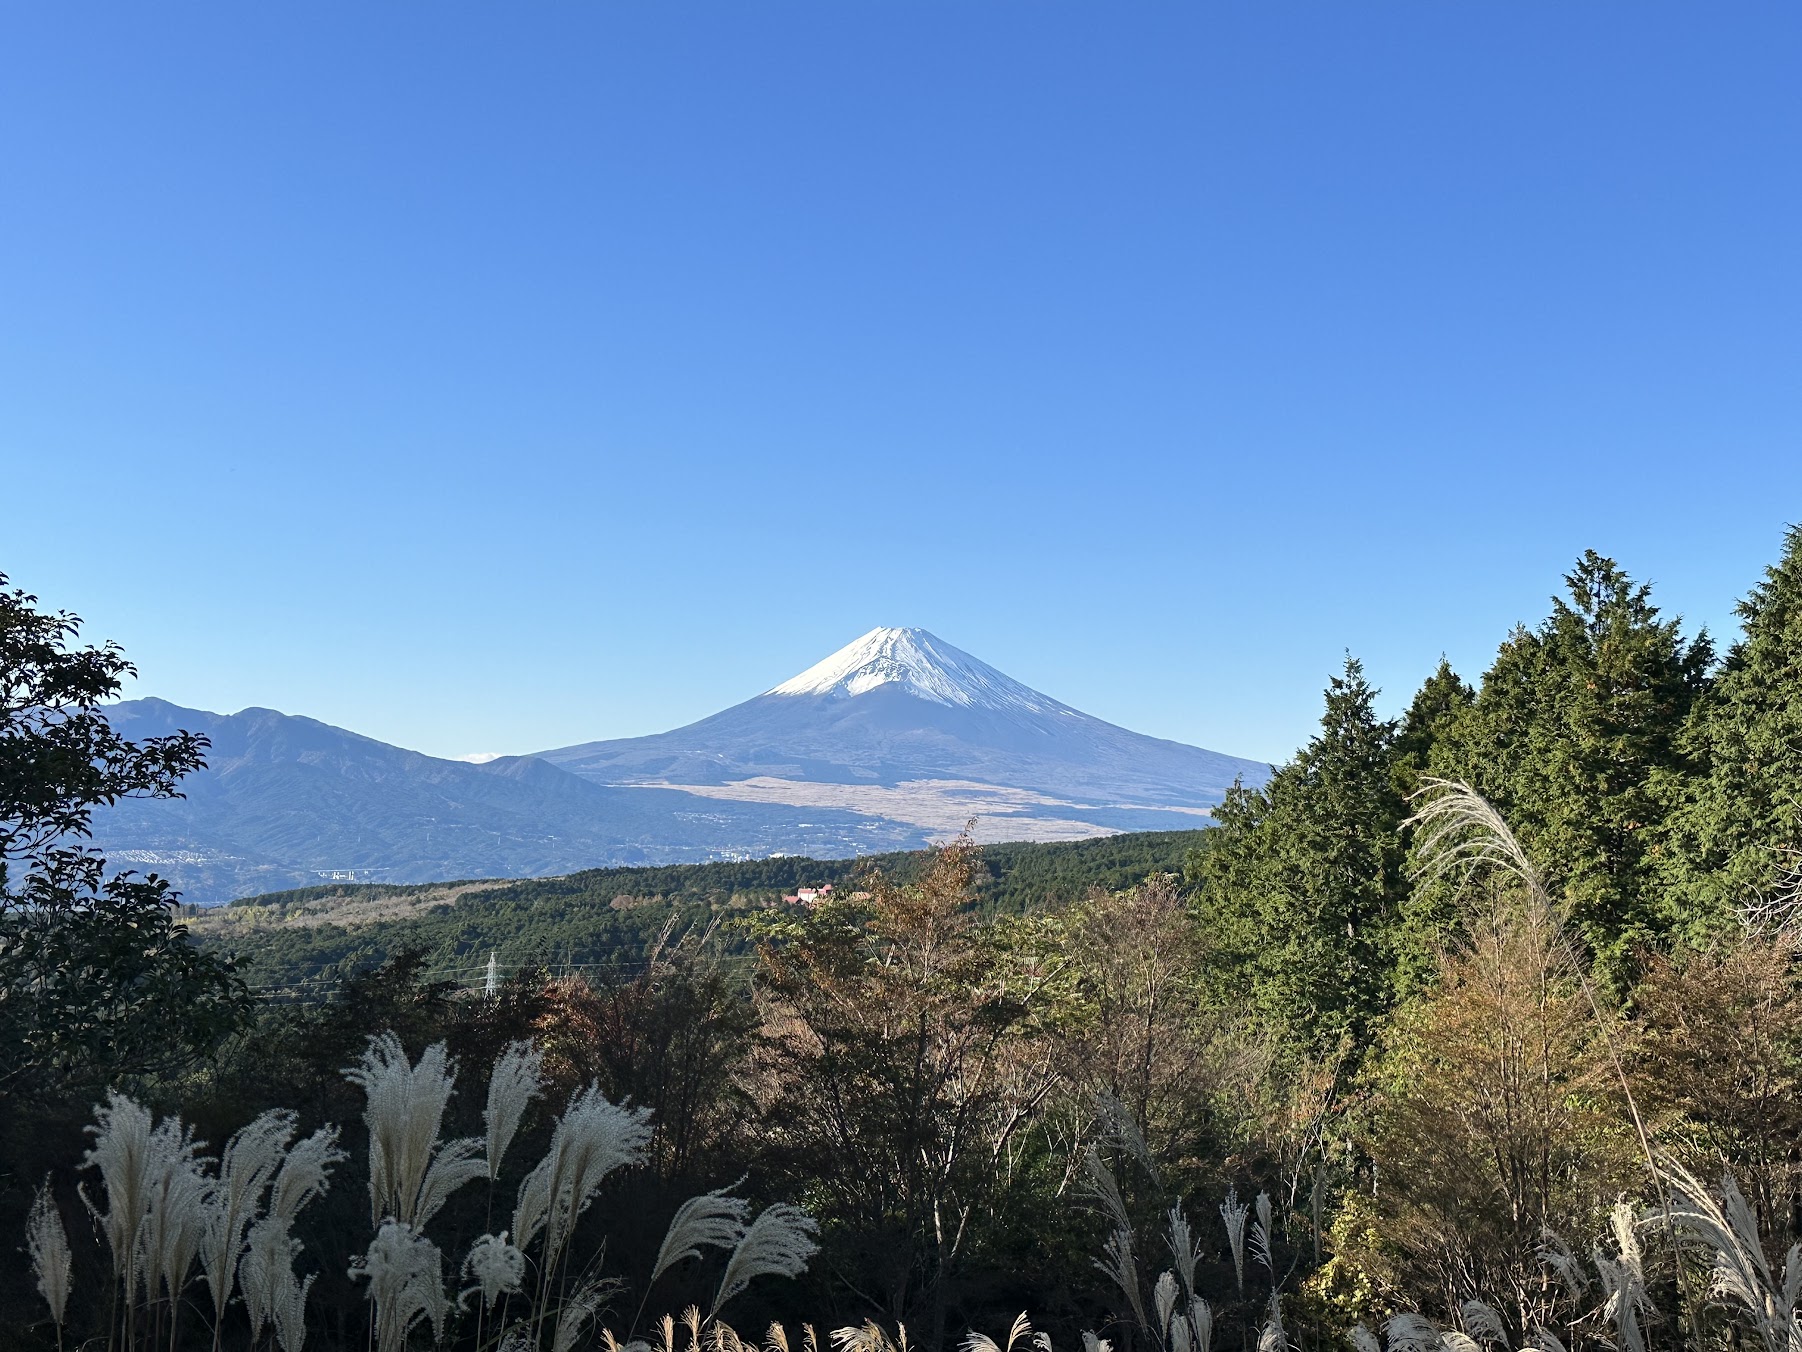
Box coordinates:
[4,3,1798,765]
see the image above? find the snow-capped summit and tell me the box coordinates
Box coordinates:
[541,627,1270,818]
[767,627,1063,716]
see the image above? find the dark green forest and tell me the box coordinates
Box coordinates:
[10,527,1802,1352]
[204,831,1215,992]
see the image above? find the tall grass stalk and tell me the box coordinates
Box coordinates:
[711,1206,820,1320]
[347,1034,487,1230]
[513,1083,653,1346]
[1218,1189,1249,1294]
[1407,779,1661,1194]
[27,1177,71,1352]
[350,1219,448,1352]
[199,1109,296,1352]
[138,1116,211,1352]
[486,1040,545,1182]
[80,1091,157,1351]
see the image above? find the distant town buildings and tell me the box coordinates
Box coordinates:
[781,883,834,906]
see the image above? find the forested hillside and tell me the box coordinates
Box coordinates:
[195,830,1214,990]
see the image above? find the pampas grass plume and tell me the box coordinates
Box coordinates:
[654,1189,751,1285]
[1219,1189,1249,1293]
[351,1219,449,1352]
[81,1092,157,1296]
[200,1108,297,1330]
[711,1203,819,1317]
[347,1033,487,1229]
[27,1178,71,1334]
[462,1231,526,1309]
[486,1040,545,1180]
[1188,1299,1212,1352]
[1384,1313,1442,1352]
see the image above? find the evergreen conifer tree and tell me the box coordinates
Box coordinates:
[1429,552,1711,985]
[1392,657,1474,780]
[1198,656,1408,1053]
[1662,525,1802,932]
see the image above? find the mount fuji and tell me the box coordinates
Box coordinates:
[88,628,1269,903]
[538,627,1268,835]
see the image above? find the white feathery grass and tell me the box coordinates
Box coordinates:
[347,1033,486,1229]
[1407,777,1548,898]
[1522,1330,1569,1352]
[1169,1314,1191,1352]
[832,1322,903,1352]
[80,1092,158,1308]
[1659,1153,1802,1352]
[1032,1331,1052,1352]
[1257,1290,1284,1352]
[274,1268,316,1352]
[1249,1191,1275,1278]
[653,1189,751,1286]
[1153,1270,1179,1338]
[350,1219,449,1352]
[138,1117,212,1318]
[1537,1228,1589,1300]
[1094,1227,1148,1332]
[960,1313,1032,1352]
[1593,1201,1650,1352]
[415,1134,489,1231]
[1348,1325,1379,1352]
[1083,1148,1133,1237]
[711,1317,749,1352]
[711,1202,820,1317]
[486,1040,545,1180]
[199,1108,296,1333]
[1166,1204,1202,1299]
[1188,1299,1211,1352]
[1080,1336,1111,1352]
[462,1231,527,1310]
[27,1178,72,1333]
[554,1279,613,1352]
[269,1125,344,1225]
[767,1321,792,1352]
[1440,1335,1480,1352]
[1458,1300,1507,1346]
[1219,1189,1249,1293]
[1382,1313,1442,1352]
[241,1214,300,1343]
[1096,1093,1161,1189]
[515,1083,654,1275]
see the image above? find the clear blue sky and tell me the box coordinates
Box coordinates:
[4,3,1798,766]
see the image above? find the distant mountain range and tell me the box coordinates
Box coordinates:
[91,627,1270,904]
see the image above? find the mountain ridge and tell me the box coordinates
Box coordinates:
[90,630,1269,903]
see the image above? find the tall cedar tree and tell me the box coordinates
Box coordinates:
[1428,552,1711,987]
[1662,524,1802,933]
[1387,660,1476,996]
[0,576,247,1107]
[1391,658,1474,781]
[1198,656,1409,1054]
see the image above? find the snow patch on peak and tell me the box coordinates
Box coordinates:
[767,627,1065,716]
